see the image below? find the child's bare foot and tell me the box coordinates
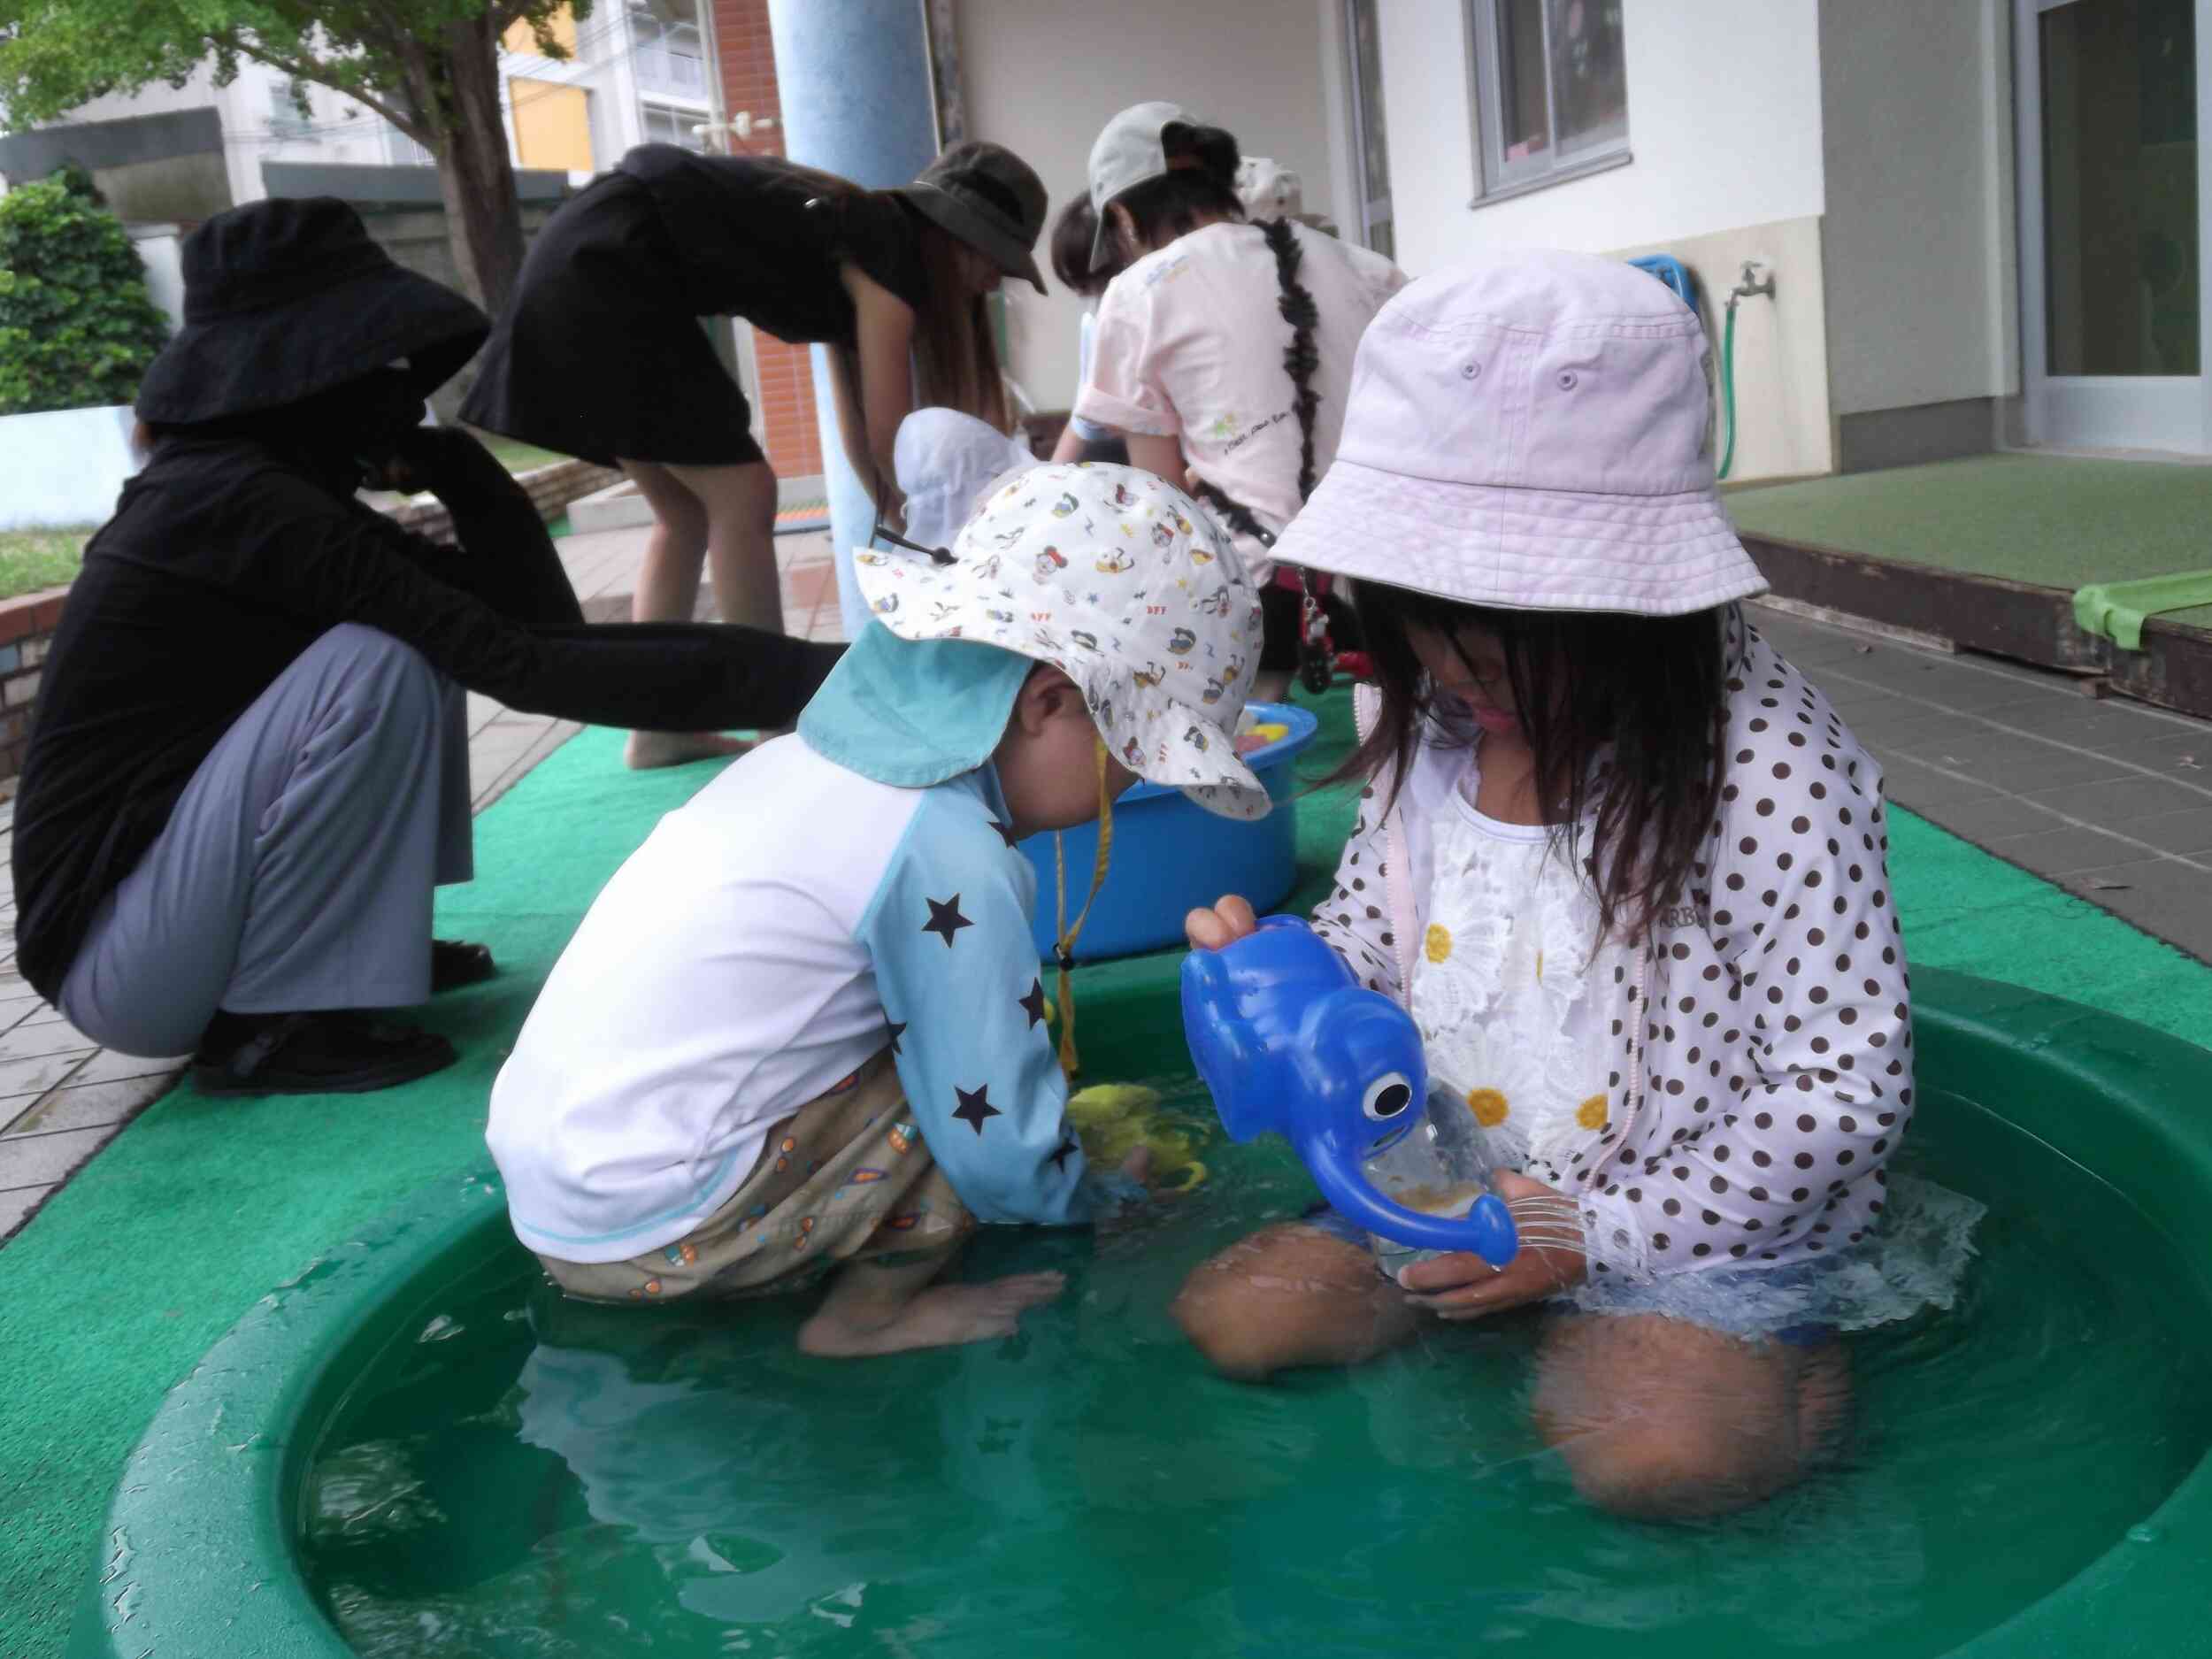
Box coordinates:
[796,1271,1066,1357]
[624,729,755,770]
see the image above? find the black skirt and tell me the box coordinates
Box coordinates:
[460,172,767,470]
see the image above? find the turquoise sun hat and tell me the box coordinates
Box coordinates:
[801,410,1048,787]
[798,628,1040,789]
[820,461,1272,819]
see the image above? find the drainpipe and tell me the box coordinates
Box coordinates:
[695,0,730,153]
[766,0,940,641]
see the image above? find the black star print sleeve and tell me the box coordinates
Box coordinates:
[856,773,1096,1225]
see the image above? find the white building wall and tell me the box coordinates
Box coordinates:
[1312,0,1839,480]
[1358,0,1831,479]
[67,58,405,206]
[1377,0,1824,274]
[956,0,1346,415]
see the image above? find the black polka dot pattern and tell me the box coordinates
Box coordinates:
[1309,748,1412,998]
[1305,626,1914,1281]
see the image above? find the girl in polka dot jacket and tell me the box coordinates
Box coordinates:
[1171,251,1976,1521]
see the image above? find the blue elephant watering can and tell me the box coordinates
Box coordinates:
[1181,917,1518,1267]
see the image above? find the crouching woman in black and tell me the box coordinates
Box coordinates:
[11,198,843,1097]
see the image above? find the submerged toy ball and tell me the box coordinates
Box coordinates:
[1181,917,1517,1265]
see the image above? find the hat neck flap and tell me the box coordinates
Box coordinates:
[797,624,1037,790]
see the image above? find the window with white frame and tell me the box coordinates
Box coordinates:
[641,103,710,152]
[1343,0,1394,258]
[631,4,707,100]
[267,77,321,142]
[1466,0,1628,200]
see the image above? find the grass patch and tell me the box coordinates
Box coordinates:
[0,529,87,601]
[0,438,576,603]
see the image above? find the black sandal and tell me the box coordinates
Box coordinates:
[192,1010,458,1097]
[431,939,497,994]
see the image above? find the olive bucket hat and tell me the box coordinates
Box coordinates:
[897,141,1050,295]
[135,196,490,425]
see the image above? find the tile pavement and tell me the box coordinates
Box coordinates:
[0,526,843,1244]
[1749,604,2212,963]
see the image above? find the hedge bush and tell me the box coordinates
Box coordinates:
[0,166,172,416]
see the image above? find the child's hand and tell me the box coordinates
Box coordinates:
[1184,894,1259,951]
[1396,1171,1588,1320]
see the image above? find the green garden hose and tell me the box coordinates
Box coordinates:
[1718,297,1738,481]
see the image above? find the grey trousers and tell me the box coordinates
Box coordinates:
[60,624,474,1057]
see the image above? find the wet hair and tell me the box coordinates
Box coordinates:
[1051,196,1120,296]
[1107,123,1245,260]
[1339,586,1734,942]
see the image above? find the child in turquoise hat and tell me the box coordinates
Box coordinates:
[488,460,1266,1356]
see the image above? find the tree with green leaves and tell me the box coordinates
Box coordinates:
[0,0,595,310]
[0,164,170,413]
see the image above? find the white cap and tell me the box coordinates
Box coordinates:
[1086,101,1194,273]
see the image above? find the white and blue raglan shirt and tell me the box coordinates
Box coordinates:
[488,734,1094,1264]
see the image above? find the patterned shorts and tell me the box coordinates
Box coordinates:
[535,1047,974,1302]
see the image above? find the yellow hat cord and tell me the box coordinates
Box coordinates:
[1052,737,1116,1078]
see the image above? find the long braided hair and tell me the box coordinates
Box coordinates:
[1191,215,1324,541]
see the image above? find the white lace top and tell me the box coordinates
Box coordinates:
[1409,761,1639,1187]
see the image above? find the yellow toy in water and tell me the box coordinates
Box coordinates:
[1065,1083,1209,1192]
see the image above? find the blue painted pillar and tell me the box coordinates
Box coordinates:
[766,0,940,640]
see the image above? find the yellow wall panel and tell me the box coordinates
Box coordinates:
[510,78,593,172]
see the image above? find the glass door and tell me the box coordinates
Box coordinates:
[2016,0,2208,450]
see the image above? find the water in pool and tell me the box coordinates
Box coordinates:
[303,1079,2211,1658]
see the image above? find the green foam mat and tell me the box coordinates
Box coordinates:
[1728,455,2212,634]
[4,692,2210,1658]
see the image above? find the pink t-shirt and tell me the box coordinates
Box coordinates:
[1074,220,1406,581]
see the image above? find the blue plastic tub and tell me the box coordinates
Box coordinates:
[1018,701,1319,963]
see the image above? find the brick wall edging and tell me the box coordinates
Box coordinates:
[0,457,624,785]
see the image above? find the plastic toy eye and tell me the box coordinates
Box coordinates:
[1363,1072,1415,1120]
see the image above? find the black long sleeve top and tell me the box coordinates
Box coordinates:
[12,433,840,1001]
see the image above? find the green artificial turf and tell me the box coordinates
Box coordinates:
[4,689,2210,1657]
[1728,454,2212,632]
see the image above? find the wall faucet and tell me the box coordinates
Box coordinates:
[1731,261,1777,304]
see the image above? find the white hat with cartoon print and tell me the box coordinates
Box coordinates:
[851,462,1272,819]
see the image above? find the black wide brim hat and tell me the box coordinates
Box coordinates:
[136,196,490,426]
[895,140,1049,295]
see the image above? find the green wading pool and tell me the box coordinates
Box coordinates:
[65,965,2212,1659]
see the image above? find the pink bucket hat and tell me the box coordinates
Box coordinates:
[1270,249,1768,616]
